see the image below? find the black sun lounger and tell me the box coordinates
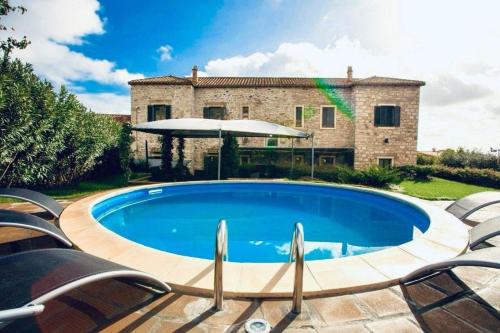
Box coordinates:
[0,209,72,247]
[446,191,500,221]
[0,188,64,219]
[400,247,500,285]
[0,248,171,326]
[469,216,500,250]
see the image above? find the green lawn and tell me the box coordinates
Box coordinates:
[398,177,498,200]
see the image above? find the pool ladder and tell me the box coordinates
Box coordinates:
[214,219,227,311]
[212,220,305,314]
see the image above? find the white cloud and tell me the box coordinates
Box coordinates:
[157,44,174,62]
[2,0,143,88]
[202,0,500,151]
[76,93,130,114]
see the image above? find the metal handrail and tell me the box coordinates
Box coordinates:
[214,219,228,311]
[289,222,304,314]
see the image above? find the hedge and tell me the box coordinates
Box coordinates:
[398,165,500,189]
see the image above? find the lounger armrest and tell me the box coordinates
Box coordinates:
[0,304,45,322]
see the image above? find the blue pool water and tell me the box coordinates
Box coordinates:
[92,182,430,263]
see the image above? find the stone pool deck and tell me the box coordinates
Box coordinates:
[0,198,499,332]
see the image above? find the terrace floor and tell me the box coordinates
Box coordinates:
[0,199,499,333]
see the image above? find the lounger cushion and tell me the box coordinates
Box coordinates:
[0,188,64,219]
[470,216,500,250]
[0,209,72,247]
[446,191,500,220]
[0,249,169,311]
[401,247,500,284]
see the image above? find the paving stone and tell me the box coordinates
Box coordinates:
[356,289,411,317]
[444,297,500,332]
[317,323,369,333]
[401,282,448,307]
[472,288,500,310]
[100,311,161,333]
[260,299,318,329]
[366,317,423,333]
[453,266,497,286]
[308,295,369,325]
[420,308,482,333]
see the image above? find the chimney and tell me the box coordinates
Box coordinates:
[347,66,353,83]
[192,65,198,84]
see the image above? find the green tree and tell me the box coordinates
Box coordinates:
[160,132,174,180]
[174,137,190,180]
[220,134,240,179]
[119,122,132,180]
[0,59,120,187]
[1,0,30,64]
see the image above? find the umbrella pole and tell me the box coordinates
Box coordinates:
[310,133,315,179]
[291,138,294,177]
[218,129,222,180]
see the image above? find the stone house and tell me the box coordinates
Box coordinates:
[129,66,424,171]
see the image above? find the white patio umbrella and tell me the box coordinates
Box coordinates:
[133,118,312,180]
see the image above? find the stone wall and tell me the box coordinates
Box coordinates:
[130,83,421,171]
[352,86,420,169]
[131,84,195,163]
[191,87,355,169]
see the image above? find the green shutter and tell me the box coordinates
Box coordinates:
[203,107,210,119]
[147,105,154,122]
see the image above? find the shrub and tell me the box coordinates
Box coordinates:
[220,134,240,179]
[355,166,401,187]
[398,165,433,180]
[0,58,120,187]
[431,165,500,188]
[439,148,499,170]
[417,153,436,165]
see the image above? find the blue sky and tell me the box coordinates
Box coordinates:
[3,0,500,151]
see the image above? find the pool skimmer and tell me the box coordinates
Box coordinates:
[245,319,271,333]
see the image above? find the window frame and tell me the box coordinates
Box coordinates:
[293,155,305,164]
[240,155,251,164]
[319,155,336,166]
[374,104,401,127]
[203,106,225,120]
[242,106,250,119]
[147,104,172,122]
[266,137,278,147]
[294,105,304,128]
[320,105,336,129]
[377,156,394,168]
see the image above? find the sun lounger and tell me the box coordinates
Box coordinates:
[0,188,64,219]
[0,248,170,326]
[469,216,500,250]
[0,209,72,247]
[400,247,500,285]
[446,191,500,221]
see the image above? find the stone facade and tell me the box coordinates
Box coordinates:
[129,69,424,171]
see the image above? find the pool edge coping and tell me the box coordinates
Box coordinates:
[59,180,470,298]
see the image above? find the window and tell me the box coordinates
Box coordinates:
[293,155,304,164]
[240,155,250,164]
[378,157,394,168]
[320,155,335,165]
[374,105,401,127]
[266,137,278,147]
[321,106,335,128]
[242,137,250,145]
[295,106,303,127]
[147,105,171,121]
[242,106,249,119]
[203,106,225,119]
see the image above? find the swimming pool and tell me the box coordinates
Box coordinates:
[92,182,430,263]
